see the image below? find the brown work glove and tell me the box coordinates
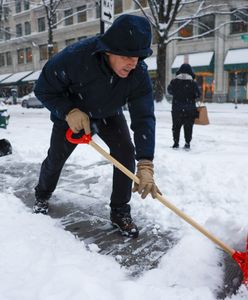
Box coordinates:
[65,108,91,134]
[132,159,161,199]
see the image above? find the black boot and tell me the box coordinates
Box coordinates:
[110,208,139,238]
[172,142,179,149]
[33,198,49,214]
[184,143,190,150]
[33,186,52,214]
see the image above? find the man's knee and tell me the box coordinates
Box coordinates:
[111,141,135,166]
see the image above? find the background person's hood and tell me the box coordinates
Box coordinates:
[176,63,195,79]
[97,14,153,59]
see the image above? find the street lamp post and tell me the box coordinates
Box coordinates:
[234,72,238,109]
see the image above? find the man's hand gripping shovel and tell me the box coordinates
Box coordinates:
[66,129,248,286]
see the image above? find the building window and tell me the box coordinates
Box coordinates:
[16,24,22,37]
[114,0,122,14]
[134,0,147,8]
[0,53,5,67]
[39,43,58,61]
[140,0,147,7]
[96,3,100,18]
[38,17,46,32]
[39,44,48,60]
[3,6,9,20]
[6,52,12,65]
[230,9,248,34]
[196,74,214,100]
[77,5,86,23]
[64,9,73,26]
[15,0,21,13]
[228,72,248,101]
[198,15,215,37]
[24,22,31,35]
[5,27,11,40]
[24,0,30,10]
[78,36,87,41]
[0,28,3,41]
[26,47,32,63]
[53,42,58,54]
[17,49,24,64]
[52,13,57,29]
[178,23,193,38]
[65,38,76,46]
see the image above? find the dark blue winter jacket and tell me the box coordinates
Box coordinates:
[167,64,201,112]
[34,14,155,160]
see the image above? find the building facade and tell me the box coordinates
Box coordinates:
[167,0,248,103]
[0,0,247,103]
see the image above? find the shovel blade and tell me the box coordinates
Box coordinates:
[232,235,248,286]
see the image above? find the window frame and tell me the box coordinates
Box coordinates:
[0,53,5,67]
[38,17,46,32]
[26,47,32,63]
[16,23,23,37]
[17,49,25,64]
[24,21,31,35]
[77,5,87,23]
[64,9,73,26]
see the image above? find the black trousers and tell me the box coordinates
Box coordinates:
[171,110,195,144]
[36,113,135,210]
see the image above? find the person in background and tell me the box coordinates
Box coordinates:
[167,63,201,150]
[33,14,161,238]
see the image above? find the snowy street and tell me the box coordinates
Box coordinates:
[0,102,248,300]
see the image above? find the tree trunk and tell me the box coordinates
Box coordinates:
[154,42,167,102]
[47,25,54,59]
[47,0,54,60]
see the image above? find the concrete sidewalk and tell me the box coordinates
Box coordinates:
[0,161,243,296]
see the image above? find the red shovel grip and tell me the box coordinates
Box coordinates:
[66,128,92,144]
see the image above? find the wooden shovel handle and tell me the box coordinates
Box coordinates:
[89,139,234,257]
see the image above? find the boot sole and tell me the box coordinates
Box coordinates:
[111,222,139,238]
[33,206,48,215]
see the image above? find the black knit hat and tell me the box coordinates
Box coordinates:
[99,14,153,59]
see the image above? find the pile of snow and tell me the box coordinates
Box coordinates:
[0,103,248,300]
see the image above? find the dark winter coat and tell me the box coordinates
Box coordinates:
[167,64,201,113]
[34,14,155,160]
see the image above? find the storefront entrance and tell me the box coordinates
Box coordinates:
[195,72,214,102]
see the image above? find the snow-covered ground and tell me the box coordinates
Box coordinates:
[0,102,248,300]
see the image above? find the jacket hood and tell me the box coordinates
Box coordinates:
[97,14,153,59]
[176,63,195,79]
[176,73,193,80]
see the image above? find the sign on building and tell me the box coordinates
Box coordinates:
[101,0,114,29]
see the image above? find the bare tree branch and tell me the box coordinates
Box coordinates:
[134,0,248,101]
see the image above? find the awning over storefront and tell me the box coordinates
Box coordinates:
[172,51,214,72]
[144,56,157,70]
[224,48,248,71]
[0,71,33,84]
[0,73,13,83]
[22,70,41,82]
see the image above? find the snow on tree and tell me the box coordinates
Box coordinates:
[134,0,248,102]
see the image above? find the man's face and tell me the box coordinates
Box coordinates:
[106,53,139,78]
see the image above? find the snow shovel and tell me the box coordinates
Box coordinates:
[66,129,248,285]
